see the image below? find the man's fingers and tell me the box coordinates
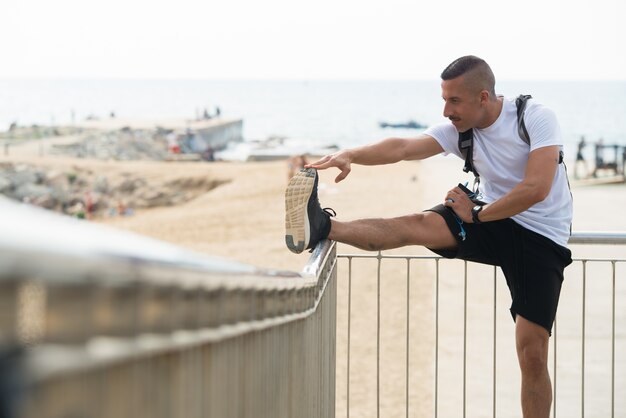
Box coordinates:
[303,151,351,181]
[305,155,332,169]
[447,189,466,201]
[335,167,351,183]
[444,188,465,206]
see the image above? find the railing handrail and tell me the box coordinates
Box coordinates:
[0,197,335,349]
[0,196,294,280]
[302,239,336,278]
[568,231,626,245]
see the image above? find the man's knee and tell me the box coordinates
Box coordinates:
[392,213,429,246]
[517,341,548,376]
[402,212,457,248]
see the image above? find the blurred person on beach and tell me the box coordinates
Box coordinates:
[592,138,604,177]
[574,135,588,179]
[287,154,308,180]
[285,55,572,418]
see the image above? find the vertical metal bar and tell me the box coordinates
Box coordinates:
[435,259,440,418]
[406,258,411,418]
[582,260,586,418]
[611,261,616,418]
[347,257,352,418]
[332,251,626,418]
[492,266,497,418]
[377,251,382,418]
[554,315,557,418]
[463,261,468,418]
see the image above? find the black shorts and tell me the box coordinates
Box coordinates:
[426,204,572,334]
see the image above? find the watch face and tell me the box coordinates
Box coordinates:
[472,205,482,223]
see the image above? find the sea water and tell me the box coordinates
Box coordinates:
[1,79,625,158]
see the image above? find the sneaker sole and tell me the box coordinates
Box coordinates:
[285,168,316,254]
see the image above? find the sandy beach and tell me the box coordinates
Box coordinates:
[3,138,626,417]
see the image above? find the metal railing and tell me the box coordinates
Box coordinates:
[0,197,337,418]
[2,193,623,418]
[334,232,625,418]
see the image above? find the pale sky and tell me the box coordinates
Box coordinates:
[1,0,624,80]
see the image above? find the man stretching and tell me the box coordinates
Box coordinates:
[284,55,572,418]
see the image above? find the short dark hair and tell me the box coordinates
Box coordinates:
[441,55,496,96]
[440,55,486,79]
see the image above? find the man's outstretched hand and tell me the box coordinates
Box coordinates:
[305,151,353,183]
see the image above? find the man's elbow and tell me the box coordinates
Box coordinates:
[528,183,552,203]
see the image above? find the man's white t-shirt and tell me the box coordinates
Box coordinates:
[423,97,573,247]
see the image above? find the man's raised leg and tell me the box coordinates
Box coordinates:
[328,212,457,251]
[285,168,457,253]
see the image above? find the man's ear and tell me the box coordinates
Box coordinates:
[479,90,490,104]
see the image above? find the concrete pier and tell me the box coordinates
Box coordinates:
[78,116,244,150]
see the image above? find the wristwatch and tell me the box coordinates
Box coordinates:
[471,205,483,224]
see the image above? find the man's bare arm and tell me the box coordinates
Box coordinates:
[307,135,443,182]
[445,145,561,222]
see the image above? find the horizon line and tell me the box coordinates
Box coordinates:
[1,76,625,82]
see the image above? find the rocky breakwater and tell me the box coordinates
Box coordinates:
[50,127,170,161]
[0,162,227,218]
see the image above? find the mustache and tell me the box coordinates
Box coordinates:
[448,116,460,122]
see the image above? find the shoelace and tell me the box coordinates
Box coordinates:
[322,207,336,217]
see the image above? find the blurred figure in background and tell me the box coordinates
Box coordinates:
[287,154,308,180]
[574,135,588,179]
[592,138,604,177]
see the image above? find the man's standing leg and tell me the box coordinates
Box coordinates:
[515,315,552,418]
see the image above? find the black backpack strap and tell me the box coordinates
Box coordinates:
[458,129,480,189]
[515,94,563,164]
[515,94,532,145]
[458,94,564,192]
